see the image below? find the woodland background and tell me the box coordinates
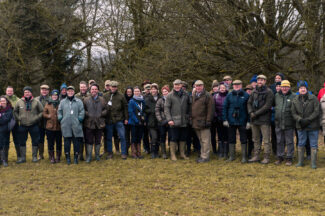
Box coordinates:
[1,0,325,95]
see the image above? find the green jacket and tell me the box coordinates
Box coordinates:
[291,93,320,131]
[14,97,44,126]
[274,91,295,130]
[75,92,90,102]
[103,90,128,124]
[5,95,19,108]
[35,95,50,128]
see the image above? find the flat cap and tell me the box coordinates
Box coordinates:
[232,80,242,85]
[223,75,232,81]
[173,79,183,85]
[88,80,96,85]
[257,74,267,80]
[40,84,50,90]
[194,80,204,85]
[67,86,75,91]
[244,84,253,90]
[110,81,119,87]
[151,83,159,89]
[105,80,111,86]
[144,83,151,89]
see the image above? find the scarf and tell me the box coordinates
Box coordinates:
[174,89,183,97]
[133,95,144,101]
[68,95,74,101]
[49,98,60,108]
[23,96,33,111]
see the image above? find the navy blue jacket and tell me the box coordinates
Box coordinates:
[222,89,249,126]
[0,107,13,132]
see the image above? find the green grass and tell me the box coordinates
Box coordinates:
[1,139,325,216]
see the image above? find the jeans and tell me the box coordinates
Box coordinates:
[64,137,81,155]
[297,130,319,149]
[46,130,62,152]
[18,124,40,147]
[131,125,144,143]
[106,121,127,155]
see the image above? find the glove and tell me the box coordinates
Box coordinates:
[250,112,256,119]
[223,121,229,127]
[299,119,310,129]
[246,122,251,130]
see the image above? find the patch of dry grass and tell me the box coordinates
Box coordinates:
[1,138,325,216]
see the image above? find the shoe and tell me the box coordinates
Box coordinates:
[274,157,284,165]
[248,155,260,163]
[121,154,127,160]
[197,158,209,163]
[66,153,71,165]
[285,159,292,166]
[74,154,78,164]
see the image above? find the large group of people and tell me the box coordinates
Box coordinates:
[0,73,324,169]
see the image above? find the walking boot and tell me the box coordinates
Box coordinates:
[55,151,61,163]
[260,154,270,164]
[296,147,304,167]
[95,145,101,161]
[227,144,236,162]
[131,143,137,159]
[170,142,177,161]
[86,144,93,163]
[16,147,26,164]
[1,149,8,167]
[248,154,260,163]
[136,143,144,159]
[74,153,79,164]
[32,146,39,163]
[274,157,284,165]
[179,141,189,160]
[66,153,71,165]
[49,151,55,164]
[311,148,317,169]
[241,144,247,163]
[79,142,85,161]
[38,143,44,160]
[285,158,293,166]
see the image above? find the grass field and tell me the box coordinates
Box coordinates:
[1,138,325,216]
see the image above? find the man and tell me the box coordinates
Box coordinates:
[75,81,90,160]
[59,83,67,101]
[83,84,107,162]
[164,79,191,161]
[244,84,254,158]
[273,80,295,166]
[142,83,151,154]
[247,75,274,164]
[58,86,85,165]
[292,81,320,169]
[223,75,233,91]
[35,84,50,160]
[223,80,250,163]
[191,80,214,163]
[270,72,284,94]
[103,80,111,93]
[5,86,20,162]
[14,86,44,163]
[103,81,129,159]
[271,82,282,156]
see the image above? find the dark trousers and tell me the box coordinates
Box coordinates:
[18,124,40,147]
[46,130,62,152]
[171,127,188,142]
[159,125,171,145]
[186,127,200,153]
[11,124,20,153]
[246,129,254,158]
[271,123,277,155]
[39,127,46,145]
[143,126,150,152]
[64,137,81,155]
[216,120,228,155]
[228,125,247,145]
[0,131,10,149]
[210,121,217,153]
[131,125,144,144]
[149,127,160,154]
[85,128,103,146]
[125,124,132,153]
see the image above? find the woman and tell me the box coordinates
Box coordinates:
[43,90,62,163]
[144,83,161,159]
[155,85,170,159]
[128,86,145,159]
[320,93,325,149]
[212,82,228,158]
[124,87,133,155]
[0,96,13,167]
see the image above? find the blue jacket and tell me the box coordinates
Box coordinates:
[222,89,249,126]
[0,107,13,132]
[128,98,145,126]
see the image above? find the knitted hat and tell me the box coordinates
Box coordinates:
[280,80,290,87]
[23,86,33,93]
[250,75,257,83]
[60,83,67,91]
[51,89,59,95]
[297,80,308,89]
[211,80,219,88]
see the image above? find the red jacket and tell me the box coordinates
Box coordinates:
[317,82,325,101]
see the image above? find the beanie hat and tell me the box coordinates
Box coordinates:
[275,72,285,80]
[281,80,290,87]
[23,86,33,93]
[212,80,219,88]
[297,80,308,89]
[60,83,67,91]
[250,75,257,83]
[51,89,59,95]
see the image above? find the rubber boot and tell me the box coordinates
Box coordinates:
[66,153,71,165]
[17,147,26,164]
[55,151,61,163]
[32,146,39,163]
[131,143,137,159]
[136,143,143,159]
[38,143,44,160]
[170,142,177,161]
[49,151,55,164]
[227,144,236,162]
[95,145,101,161]
[260,154,270,164]
[179,141,189,160]
[79,142,85,161]
[1,149,8,167]
[218,141,224,158]
[161,142,168,159]
[311,148,317,169]
[241,144,247,163]
[296,147,304,167]
[224,141,229,160]
[74,153,79,164]
[15,144,21,162]
[86,144,93,163]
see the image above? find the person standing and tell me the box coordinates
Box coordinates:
[59,83,67,101]
[269,72,284,94]
[223,80,250,163]
[128,86,146,159]
[103,81,128,160]
[14,86,44,163]
[43,90,62,163]
[58,86,85,165]
[191,80,214,163]
[164,79,191,161]
[142,83,152,154]
[5,86,20,162]
[247,75,274,164]
[273,80,295,166]
[35,84,50,160]
[223,76,233,91]
[124,87,134,155]
[0,96,13,167]
[83,84,107,162]
[292,81,320,169]
[144,83,161,159]
[244,84,254,158]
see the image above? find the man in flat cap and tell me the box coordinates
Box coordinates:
[35,84,50,160]
[14,86,44,163]
[223,75,233,91]
[247,74,274,164]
